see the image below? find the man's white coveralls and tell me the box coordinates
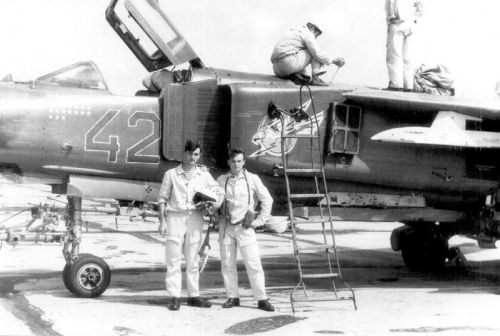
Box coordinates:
[386,0,423,89]
[217,170,273,301]
[271,25,333,78]
[158,164,223,298]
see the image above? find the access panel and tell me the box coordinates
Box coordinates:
[161,79,231,168]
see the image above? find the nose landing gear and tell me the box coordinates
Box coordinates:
[62,196,111,297]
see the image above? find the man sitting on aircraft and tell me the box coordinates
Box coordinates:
[216,148,275,312]
[158,140,224,311]
[270,22,345,86]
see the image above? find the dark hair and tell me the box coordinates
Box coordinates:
[306,22,322,35]
[228,148,245,159]
[184,140,202,152]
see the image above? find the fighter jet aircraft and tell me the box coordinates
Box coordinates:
[1,0,500,297]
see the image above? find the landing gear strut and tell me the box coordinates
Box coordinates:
[62,196,111,297]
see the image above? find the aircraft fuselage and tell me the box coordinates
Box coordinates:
[0,70,497,213]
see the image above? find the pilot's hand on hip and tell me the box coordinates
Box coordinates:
[243,219,258,230]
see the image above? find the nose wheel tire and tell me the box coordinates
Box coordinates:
[62,254,111,297]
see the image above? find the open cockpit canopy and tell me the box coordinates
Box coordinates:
[106,0,203,72]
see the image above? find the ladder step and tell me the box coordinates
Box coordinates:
[289,193,326,199]
[302,273,339,279]
[284,168,322,174]
[296,244,333,251]
[291,296,354,303]
[292,219,332,225]
[282,134,319,139]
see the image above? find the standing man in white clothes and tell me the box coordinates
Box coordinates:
[217,149,275,311]
[385,0,424,91]
[158,140,224,311]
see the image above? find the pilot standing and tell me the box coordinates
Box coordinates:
[158,140,224,311]
[385,0,424,91]
[270,22,345,86]
[216,149,275,312]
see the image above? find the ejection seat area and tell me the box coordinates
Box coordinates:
[140,66,294,95]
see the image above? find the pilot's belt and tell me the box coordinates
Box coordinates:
[388,18,418,24]
[272,50,301,63]
[225,212,244,226]
[166,208,201,215]
[388,18,403,24]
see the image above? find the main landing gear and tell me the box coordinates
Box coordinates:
[62,196,111,297]
[391,222,451,271]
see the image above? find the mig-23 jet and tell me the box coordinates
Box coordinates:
[1,0,500,297]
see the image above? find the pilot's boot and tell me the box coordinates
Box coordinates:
[168,297,181,311]
[187,296,212,308]
[311,75,328,86]
[384,81,404,91]
[222,298,240,308]
[257,299,275,312]
[288,73,311,85]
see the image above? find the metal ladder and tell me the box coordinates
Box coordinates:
[273,85,357,312]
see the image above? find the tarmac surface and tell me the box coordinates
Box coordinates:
[1,211,500,336]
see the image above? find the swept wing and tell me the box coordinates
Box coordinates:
[345,89,500,148]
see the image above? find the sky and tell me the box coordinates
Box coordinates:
[0,0,499,98]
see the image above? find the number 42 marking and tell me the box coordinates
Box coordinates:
[84,110,160,164]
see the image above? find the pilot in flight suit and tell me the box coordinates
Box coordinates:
[216,148,275,311]
[158,140,224,311]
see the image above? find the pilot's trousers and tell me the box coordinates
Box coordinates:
[164,210,204,298]
[219,219,267,301]
[273,50,325,78]
[386,22,415,90]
